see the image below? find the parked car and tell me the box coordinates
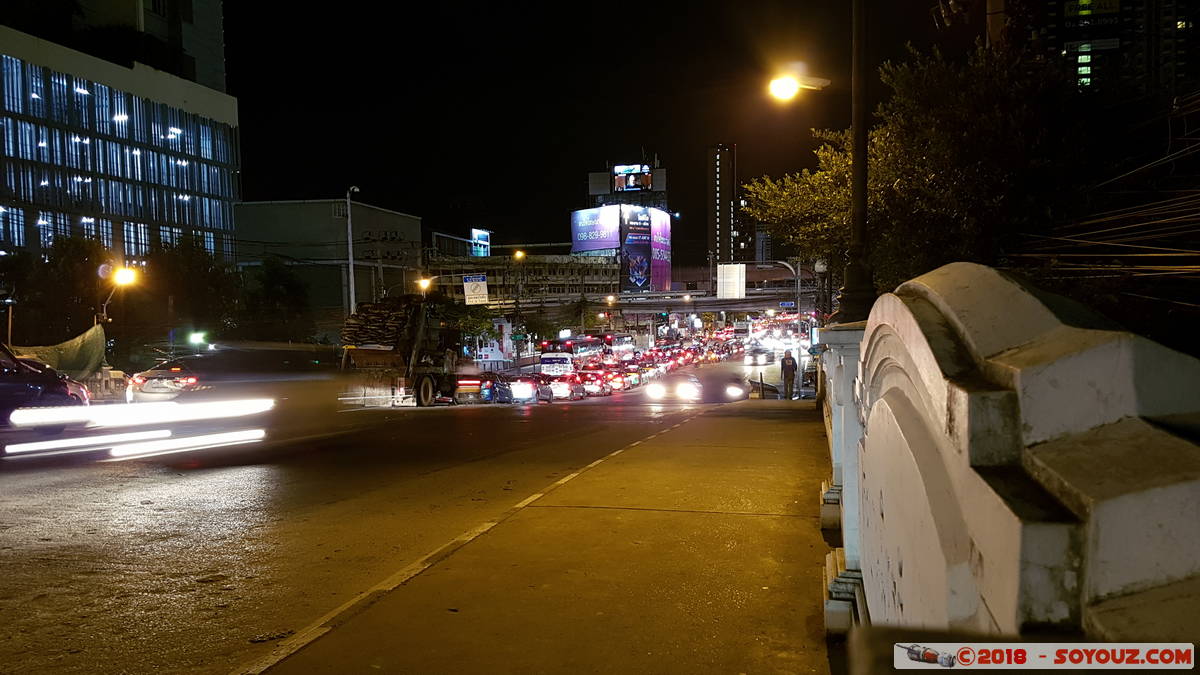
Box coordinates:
[17,358,90,404]
[509,374,554,404]
[0,344,80,424]
[549,373,587,400]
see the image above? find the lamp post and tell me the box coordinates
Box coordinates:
[99,266,137,324]
[512,250,525,330]
[345,185,360,315]
[769,3,873,323]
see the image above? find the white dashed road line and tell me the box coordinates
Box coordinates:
[233,411,702,675]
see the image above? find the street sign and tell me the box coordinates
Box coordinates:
[779,301,796,308]
[463,274,488,305]
[511,334,527,341]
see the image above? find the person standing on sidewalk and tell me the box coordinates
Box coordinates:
[780,350,798,400]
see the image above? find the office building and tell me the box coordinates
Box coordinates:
[990,0,1200,97]
[236,199,422,338]
[708,143,749,264]
[0,13,238,262]
[424,251,619,305]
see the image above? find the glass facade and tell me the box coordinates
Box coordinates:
[0,53,238,260]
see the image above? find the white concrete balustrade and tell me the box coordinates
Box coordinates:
[820,262,1200,641]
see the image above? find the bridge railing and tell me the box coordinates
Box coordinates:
[819,262,1200,640]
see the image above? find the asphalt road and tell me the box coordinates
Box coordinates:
[0,360,802,674]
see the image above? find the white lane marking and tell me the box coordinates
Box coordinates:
[234,411,701,675]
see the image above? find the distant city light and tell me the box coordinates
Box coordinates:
[74,87,90,95]
[113,114,128,122]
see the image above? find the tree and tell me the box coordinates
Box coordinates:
[3,236,116,345]
[227,257,317,342]
[743,44,1098,292]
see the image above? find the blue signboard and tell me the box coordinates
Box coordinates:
[779,301,796,308]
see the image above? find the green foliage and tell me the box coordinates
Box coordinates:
[440,301,499,343]
[743,44,1096,292]
[0,236,116,345]
[226,257,317,342]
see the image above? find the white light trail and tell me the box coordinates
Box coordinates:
[106,429,266,460]
[3,429,172,455]
[9,399,275,429]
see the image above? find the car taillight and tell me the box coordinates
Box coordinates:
[176,376,198,385]
[483,381,492,388]
[131,376,146,385]
[458,379,481,386]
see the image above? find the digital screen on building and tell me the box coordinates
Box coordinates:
[650,208,672,292]
[570,205,620,252]
[620,205,652,292]
[470,228,491,257]
[613,164,652,192]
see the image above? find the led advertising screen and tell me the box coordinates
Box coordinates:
[470,228,491,257]
[613,164,652,192]
[650,208,672,292]
[620,205,652,292]
[570,205,620,253]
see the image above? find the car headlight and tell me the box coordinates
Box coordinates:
[757,354,768,364]
[725,385,745,398]
[646,383,666,400]
[743,355,753,365]
[676,382,700,400]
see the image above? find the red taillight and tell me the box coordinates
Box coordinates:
[175,376,198,385]
[458,379,481,386]
[131,375,146,385]
[483,381,493,388]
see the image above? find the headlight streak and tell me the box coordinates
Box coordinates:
[104,428,266,460]
[646,383,666,400]
[676,382,700,400]
[9,399,276,429]
[725,386,745,398]
[3,429,173,455]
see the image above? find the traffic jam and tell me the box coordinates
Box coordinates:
[451,315,816,407]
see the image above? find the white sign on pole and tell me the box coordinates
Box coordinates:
[463,274,489,305]
[716,263,746,299]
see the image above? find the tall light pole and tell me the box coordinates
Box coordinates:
[832,0,876,323]
[345,185,360,314]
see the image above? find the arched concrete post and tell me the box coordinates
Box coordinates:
[850,262,1200,640]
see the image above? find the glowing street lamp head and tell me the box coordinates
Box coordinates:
[513,250,526,261]
[606,295,615,304]
[113,267,137,286]
[769,75,801,102]
[417,278,432,291]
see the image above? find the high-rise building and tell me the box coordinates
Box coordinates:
[708,143,747,264]
[997,0,1200,97]
[0,3,238,262]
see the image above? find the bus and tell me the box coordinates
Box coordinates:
[585,332,636,361]
[538,336,606,364]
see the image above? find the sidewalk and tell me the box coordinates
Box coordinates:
[257,401,832,674]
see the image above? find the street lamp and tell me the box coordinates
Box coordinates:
[770,10,873,323]
[99,266,137,323]
[345,185,360,315]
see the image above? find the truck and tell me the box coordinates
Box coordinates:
[340,296,465,407]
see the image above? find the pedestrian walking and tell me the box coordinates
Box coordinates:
[780,350,798,400]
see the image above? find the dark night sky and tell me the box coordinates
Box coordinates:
[223,2,977,266]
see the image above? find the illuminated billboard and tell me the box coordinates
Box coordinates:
[571,205,671,292]
[620,205,652,292]
[470,228,491,257]
[613,164,652,192]
[650,208,671,292]
[571,205,620,253]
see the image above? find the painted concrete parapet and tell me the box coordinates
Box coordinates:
[849,262,1200,639]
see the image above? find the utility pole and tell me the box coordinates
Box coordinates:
[345,186,360,314]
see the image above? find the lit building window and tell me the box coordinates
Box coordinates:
[1078,66,1092,74]
[1079,77,1093,86]
[1078,55,1092,63]
[1080,43,1092,52]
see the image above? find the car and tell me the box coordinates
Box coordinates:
[17,358,90,404]
[126,348,334,403]
[743,346,774,366]
[509,374,554,404]
[621,365,642,388]
[579,371,613,396]
[455,371,511,404]
[0,344,80,424]
[549,373,587,400]
[645,372,751,403]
